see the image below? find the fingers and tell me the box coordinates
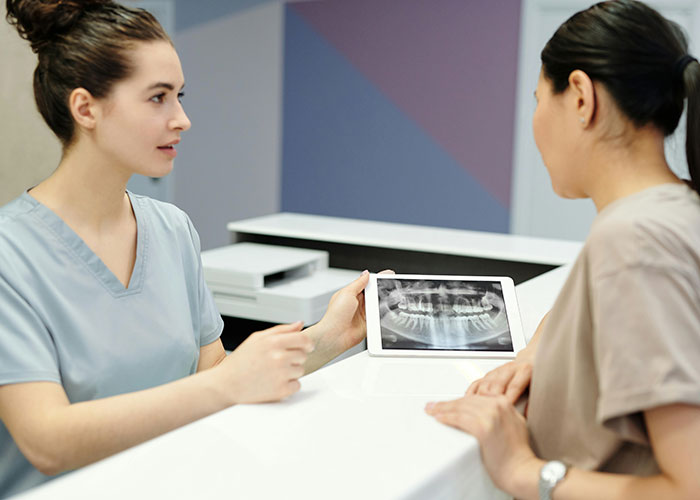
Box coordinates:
[286,350,309,367]
[259,321,304,335]
[426,398,465,415]
[426,395,512,437]
[254,322,313,353]
[271,331,314,353]
[286,364,305,379]
[426,397,480,434]
[286,379,301,395]
[431,410,476,434]
[339,269,393,298]
[465,362,522,398]
[477,369,513,397]
[259,379,302,403]
[504,365,532,404]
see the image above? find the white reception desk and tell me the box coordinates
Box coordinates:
[13,215,579,500]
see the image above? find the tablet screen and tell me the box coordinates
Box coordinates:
[377,277,513,351]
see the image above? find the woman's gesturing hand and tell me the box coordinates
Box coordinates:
[218,321,314,404]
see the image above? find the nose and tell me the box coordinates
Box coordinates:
[170,101,191,132]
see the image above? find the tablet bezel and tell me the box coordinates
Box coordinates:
[365,274,526,358]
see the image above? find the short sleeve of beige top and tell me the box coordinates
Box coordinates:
[528,183,700,475]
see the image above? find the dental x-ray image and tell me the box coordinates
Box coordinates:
[377,278,513,351]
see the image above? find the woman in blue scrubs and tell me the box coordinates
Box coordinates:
[0,0,370,496]
[426,1,700,499]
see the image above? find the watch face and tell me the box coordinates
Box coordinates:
[542,460,567,482]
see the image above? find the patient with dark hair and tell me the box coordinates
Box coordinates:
[427,1,700,499]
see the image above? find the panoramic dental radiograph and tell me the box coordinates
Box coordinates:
[377,278,512,350]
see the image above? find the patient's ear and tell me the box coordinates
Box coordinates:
[568,70,596,127]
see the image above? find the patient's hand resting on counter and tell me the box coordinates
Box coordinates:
[466,349,534,404]
[464,311,549,405]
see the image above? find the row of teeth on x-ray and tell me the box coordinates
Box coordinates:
[395,296,493,315]
[390,311,499,333]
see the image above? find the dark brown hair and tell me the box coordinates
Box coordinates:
[541,0,700,195]
[5,0,171,146]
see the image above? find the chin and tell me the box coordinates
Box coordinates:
[550,181,571,199]
[552,184,586,200]
[141,164,174,178]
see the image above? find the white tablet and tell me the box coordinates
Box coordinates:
[365,274,526,358]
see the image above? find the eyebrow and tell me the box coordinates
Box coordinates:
[146,82,185,92]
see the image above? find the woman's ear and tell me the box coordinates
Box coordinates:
[568,70,596,128]
[68,88,98,131]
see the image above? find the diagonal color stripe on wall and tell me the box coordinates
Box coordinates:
[175,0,278,32]
[291,0,522,207]
[282,8,509,233]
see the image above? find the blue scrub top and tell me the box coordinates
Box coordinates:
[0,191,223,497]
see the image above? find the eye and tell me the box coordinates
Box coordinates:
[150,93,165,104]
[177,91,185,103]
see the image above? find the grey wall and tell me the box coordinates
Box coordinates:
[173,0,285,249]
[0,2,62,205]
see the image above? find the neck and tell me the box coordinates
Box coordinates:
[29,138,133,230]
[584,126,682,212]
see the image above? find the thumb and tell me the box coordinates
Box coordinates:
[346,270,370,294]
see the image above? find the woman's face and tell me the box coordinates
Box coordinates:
[93,41,191,179]
[532,69,586,199]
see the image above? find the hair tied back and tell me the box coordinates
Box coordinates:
[5,0,112,53]
[674,54,698,83]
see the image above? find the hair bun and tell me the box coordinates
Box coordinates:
[5,0,113,53]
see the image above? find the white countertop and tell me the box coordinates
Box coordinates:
[228,213,583,266]
[14,266,571,500]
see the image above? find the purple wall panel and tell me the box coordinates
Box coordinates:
[291,0,522,207]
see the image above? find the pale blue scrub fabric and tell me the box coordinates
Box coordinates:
[0,192,223,498]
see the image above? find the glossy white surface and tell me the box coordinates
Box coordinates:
[14,354,510,500]
[227,213,583,266]
[13,267,572,500]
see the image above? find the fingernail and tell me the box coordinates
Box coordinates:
[361,270,369,276]
[425,402,434,411]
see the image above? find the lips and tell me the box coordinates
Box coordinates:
[158,138,180,149]
[157,139,179,158]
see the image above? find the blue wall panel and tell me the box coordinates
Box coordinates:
[282,10,509,232]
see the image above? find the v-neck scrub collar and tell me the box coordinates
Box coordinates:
[20,191,148,298]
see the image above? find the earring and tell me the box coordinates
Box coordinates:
[579,117,585,124]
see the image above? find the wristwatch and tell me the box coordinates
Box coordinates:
[539,460,568,500]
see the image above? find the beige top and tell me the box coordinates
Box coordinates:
[528,183,700,475]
